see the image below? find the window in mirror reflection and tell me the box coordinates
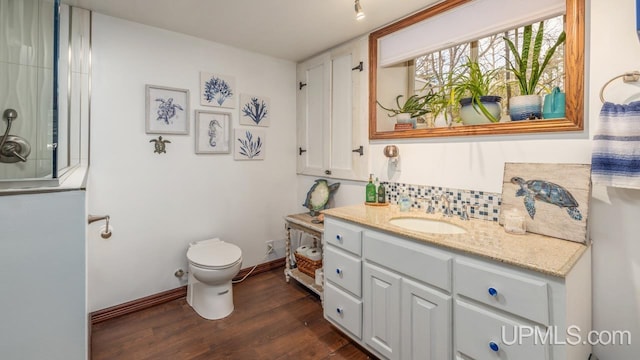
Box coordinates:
[383,15,566,129]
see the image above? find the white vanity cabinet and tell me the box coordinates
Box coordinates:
[296,37,368,181]
[323,216,592,360]
[323,218,364,339]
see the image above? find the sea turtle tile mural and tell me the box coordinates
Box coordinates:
[500,163,591,243]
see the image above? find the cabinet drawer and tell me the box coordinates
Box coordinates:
[324,282,363,339]
[325,245,362,297]
[325,218,363,256]
[455,259,549,325]
[363,230,452,292]
[455,300,548,360]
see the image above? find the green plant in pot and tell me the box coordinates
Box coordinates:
[503,21,566,120]
[454,58,503,124]
[377,93,436,128]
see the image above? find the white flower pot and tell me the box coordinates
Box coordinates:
[509,95,542,121]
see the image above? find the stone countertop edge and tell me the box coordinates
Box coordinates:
[322,204,588,278]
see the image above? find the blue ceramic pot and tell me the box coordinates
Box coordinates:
[459,96,502,125]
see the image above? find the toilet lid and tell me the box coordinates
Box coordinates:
[187,239,242,268]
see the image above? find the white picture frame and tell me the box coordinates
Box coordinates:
[195,110,231,154]
[234,128,265,160]
[145,85,190,135]
[200,72,236,108]
[239,93,270,127]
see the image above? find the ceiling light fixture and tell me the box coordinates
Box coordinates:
[354,0,365,21]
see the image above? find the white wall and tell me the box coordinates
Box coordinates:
[298,0,640,357]
[87,14,298,311]
[0,191,86,360]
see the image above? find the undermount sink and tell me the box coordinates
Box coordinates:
[388,217,467,235]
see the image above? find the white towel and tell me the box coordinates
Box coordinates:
[591,101,640,189]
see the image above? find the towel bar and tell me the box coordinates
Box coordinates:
[599,71,640,103]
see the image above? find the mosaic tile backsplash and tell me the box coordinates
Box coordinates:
[383,182,502,222]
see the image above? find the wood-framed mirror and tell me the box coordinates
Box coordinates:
[368,0,584,140]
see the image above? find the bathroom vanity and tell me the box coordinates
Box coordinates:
[322,205,591,360]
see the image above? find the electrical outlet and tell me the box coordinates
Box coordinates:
[266,240,274,254]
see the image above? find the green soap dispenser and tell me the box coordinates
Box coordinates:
[377,178,386,203]
[365,174,376,203]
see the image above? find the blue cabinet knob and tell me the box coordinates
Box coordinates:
[489,341,499,352]
[336,307,343,315]
[336,268,342,275]
[336,234,343,241]
[488,287,498,297]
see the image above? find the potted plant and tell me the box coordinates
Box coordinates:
[503,21,566,120]
[377,93,436,128]
[454,58,503,124]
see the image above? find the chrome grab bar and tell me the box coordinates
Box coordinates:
[88,214,112,239]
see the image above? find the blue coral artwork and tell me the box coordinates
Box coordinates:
[145,85,190,135]
[234,129,265,160]
[200,72,236,109]
[239,94,270,127]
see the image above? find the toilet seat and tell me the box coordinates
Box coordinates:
[187,239,242,270]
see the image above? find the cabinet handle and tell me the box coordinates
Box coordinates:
[351,61,363,72]
[298,147,307,156]
[489,341,500,352]
[325,170,332,175]
[352,145,364,156]
[488,287,498,297]
[336,234,342,241]
[299,81,307,90]
[336,307,344,315]
[336,268,342,275]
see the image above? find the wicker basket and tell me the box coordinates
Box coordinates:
[294,252,322,278]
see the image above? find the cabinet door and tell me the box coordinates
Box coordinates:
[296,39,368,181]
[296,53,330,176]
[401,278,452,360]
[364,263,401,360]
[327,45,366,180]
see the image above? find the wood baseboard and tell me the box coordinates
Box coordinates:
[90,258,285,325]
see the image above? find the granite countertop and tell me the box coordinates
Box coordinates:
[322,204,588,278]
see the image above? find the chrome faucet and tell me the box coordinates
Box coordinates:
[426,198,436,214]
[440,194,452,217]
[460,203,470,221]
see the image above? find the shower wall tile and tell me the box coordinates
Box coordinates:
[35,67,53,161]
[0,0,40,66]
[70,6,90,75]
[37,0,55,69]
[0,158,37,180]
[0,62,38,149]
[382,181,502,222]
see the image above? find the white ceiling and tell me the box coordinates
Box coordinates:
[61,0,441,62]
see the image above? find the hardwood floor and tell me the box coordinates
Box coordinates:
[91,267,374,360]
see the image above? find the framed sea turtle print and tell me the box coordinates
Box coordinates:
[500,163,591,243]
[195,110,231,154]
[145,85,190,135]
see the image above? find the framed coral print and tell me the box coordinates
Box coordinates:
[195,110,231,154]
[145,85,190,134]
[239,94,270,127]
[200,72,236,108]
[234,129,265,160]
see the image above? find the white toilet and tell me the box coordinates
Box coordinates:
[186,238,243,320]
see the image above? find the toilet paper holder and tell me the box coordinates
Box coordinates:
[88,214,112,239]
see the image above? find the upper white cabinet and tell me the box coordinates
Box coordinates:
[296,37,368,181]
